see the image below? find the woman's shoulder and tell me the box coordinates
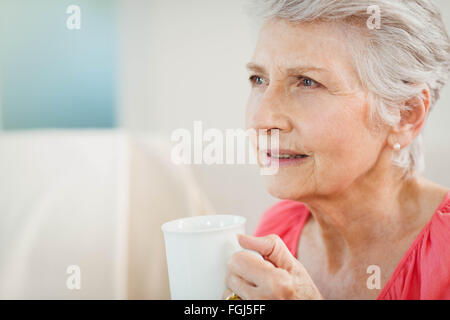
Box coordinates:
[415,181,450,238]
[437,189,450,212]
[380,190,450,299]
[424,186,450,234]
[430,189,450,232]
[253,199,310,238]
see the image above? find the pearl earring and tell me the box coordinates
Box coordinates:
[393,143,401,151]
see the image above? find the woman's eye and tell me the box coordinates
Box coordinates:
[249,75,266,86]
[298,77,320,88]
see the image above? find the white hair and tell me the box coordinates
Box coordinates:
[247,0,450,176]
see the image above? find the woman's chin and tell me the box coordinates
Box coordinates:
[264,176,308,201]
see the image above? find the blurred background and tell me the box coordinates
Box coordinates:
[0,0,449,299]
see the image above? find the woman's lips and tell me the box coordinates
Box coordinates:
[260,149,310,167]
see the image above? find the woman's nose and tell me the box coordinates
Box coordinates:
[247,85,292,132]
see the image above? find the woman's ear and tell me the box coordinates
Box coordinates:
[388,84,430,150]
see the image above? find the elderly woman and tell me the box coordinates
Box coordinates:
[225,0,450,300]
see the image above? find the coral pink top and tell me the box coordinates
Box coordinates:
[254,191,450,300]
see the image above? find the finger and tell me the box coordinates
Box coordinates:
[228,250,274,285]
[226,271,258,300]
[237,233,296,271]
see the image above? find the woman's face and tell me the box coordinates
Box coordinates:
[246,18,389,200]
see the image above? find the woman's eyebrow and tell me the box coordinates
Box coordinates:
[246,62,267,74]
[285,65,329,75]
[246,62,329,75]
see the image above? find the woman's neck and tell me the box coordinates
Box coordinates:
[301,165,440,272]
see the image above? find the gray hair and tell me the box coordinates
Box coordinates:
[247,0,450,175]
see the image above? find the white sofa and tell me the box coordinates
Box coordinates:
[0,129,214,299]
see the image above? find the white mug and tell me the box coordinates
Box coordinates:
[161,214,250,300]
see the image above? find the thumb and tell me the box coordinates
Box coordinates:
[237,234,296,271]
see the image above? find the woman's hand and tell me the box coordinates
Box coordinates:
[225,234,323,300]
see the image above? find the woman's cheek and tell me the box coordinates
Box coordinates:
[300,106,351,153]
[299,108,366,191]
